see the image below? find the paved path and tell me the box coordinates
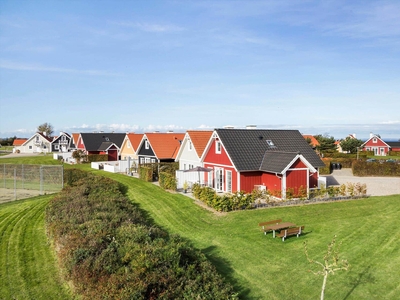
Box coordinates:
[321,169,400,197]
[0,152,41,158]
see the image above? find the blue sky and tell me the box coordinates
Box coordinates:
[1,0,399,140]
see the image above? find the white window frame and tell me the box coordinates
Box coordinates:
[188,141,192,151]
[373,138,377,143]
[216,141,221,154]
[145,140,149,149]
[226,170,232,193]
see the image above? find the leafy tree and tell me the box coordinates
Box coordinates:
[37,122,54,136]
[72,149,87,164]
[314,134,336,153]
[305,137,313,146]
[340,137,363,154]
[304,235,349,300]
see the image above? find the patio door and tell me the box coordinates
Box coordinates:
[215,168,224,192]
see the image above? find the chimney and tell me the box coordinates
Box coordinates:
[246,125,257,129]
[370,132,374,139]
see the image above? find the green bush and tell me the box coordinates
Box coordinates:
[138,166,153,182]
[46,172,237,299]
[87,154,108,162]
[352,160,400,176]
[389,151,400,156]
[159,171,177,190]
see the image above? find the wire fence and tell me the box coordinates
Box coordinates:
[0,164,64,203]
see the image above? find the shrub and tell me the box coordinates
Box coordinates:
[46,171,237,299]
[352,160,400,176]
[159,171,177,190]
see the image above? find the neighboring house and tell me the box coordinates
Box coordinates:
[386,141,400,152]
[51,132,74,152]
[201,128,325,199]
[12,138,28,152]
[361,133,391,156]
[76,133,126,161]
[136,132,185,164]
[19,132,53,153]
[302,135,319,149]
[174,130,213,188]
[119,133,143,160]
[336,134,357,153]
[71,133,80,150]
[175,130,213,170]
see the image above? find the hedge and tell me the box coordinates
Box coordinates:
[159,171,177,190]
[87,154,108,162]
[352,160,400,176]
[46,172,237,299]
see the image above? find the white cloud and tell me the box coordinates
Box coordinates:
[111,21,184,33]
[0,60,120,76]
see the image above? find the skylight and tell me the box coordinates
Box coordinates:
[266,140,274,146]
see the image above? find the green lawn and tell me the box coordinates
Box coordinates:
[1,156,400,299]
[0,196,73,300]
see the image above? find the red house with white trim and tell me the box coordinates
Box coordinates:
[361,133,391,156]
[76,132,125,161]
[201,128,325,199]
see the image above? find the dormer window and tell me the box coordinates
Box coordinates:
[216,140,221,154]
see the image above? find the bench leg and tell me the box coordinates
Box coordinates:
[273,230,276,238]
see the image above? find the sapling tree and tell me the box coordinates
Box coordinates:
[304,235,349,300]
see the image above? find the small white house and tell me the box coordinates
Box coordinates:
[19,132,53,153]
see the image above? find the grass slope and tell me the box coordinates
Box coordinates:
[1,156,399,299]
[107,172,400,299]
[0,196,72,300]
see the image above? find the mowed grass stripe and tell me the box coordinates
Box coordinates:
[0,197,72,300]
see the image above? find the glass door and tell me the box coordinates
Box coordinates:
[215,168,224,192]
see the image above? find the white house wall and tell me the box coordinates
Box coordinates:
[178,139,202,170]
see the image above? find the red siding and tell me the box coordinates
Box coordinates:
[291,158,306,168]
[309,172,318,188]
[261,172,282,195]
[240,171,263,192]
[286,169,307,195]
[203,139,232,166]
[108,149,118,161]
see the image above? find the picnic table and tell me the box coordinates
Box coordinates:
[265,222,296,238]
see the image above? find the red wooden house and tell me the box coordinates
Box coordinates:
[76,133,125,161]
[201,129,325,199]
[361,133,391,156]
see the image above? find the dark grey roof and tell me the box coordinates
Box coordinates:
[80,133,125,151]
[98,142,115,151]
[386,141,400,148]
[215,128,324,172]
[260,151,299,173]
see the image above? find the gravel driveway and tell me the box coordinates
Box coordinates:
[322,169,400,197]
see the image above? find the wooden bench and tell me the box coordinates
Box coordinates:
[258,219,282,235]
[276,226,304,241]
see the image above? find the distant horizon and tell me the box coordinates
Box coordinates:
[1,122,399,141]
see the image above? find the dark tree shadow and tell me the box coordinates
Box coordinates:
[202,245,252,299]
[343,265,376,300]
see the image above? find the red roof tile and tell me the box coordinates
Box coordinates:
[145,133,185,159]
[13,138,28,146]
[187,130,213,157]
